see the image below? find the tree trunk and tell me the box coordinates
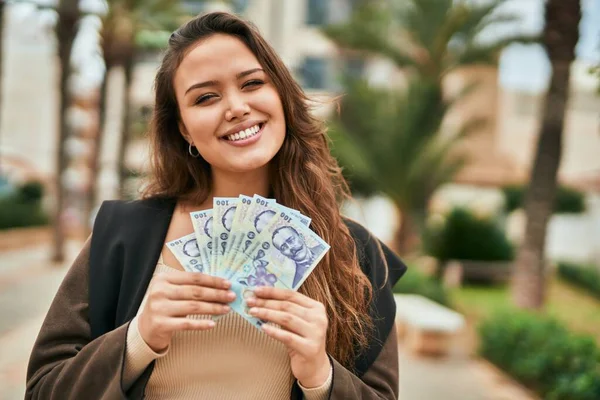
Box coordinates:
[511,0,580,309]
[52,0,79,263]
[393,207,419,256]
[117,56,134,199]
[84,67,110,235]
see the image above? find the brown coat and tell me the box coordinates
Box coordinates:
[26,199,405,399]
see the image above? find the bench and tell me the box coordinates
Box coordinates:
[393,294,466,357]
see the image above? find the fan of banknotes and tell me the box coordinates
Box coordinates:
[166,194,330,328]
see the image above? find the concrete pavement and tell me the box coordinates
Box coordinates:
[0,241,81,400]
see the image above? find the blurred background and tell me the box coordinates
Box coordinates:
[0,0,599,398]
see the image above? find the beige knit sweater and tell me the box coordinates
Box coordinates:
[123,262,332,399]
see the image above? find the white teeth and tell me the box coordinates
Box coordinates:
[225,124,262,141]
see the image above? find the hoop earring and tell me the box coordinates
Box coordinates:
[188,143,200,158]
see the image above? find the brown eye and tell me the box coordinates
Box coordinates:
[194,93,217,105]
[242,79,264,89]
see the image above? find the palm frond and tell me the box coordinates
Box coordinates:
[455,0,507,39]
[393,0,454,52]
[327,0,532,80]
[456,33,540,67]
[333,76,470,211]
[324,1,419,70]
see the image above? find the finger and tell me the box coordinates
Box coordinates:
[252,286,314,308]
[167,285,236,303]
[161,271,231,289]
[249,307,311,337]
[159,300,231,317]
[166,317,217,331]
[148,300,230,317]
[246,298,308,320]
[261,324,310,352]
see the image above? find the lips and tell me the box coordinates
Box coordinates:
[221,123,265,147]
[220,120,266,141]
[223,123,262,141]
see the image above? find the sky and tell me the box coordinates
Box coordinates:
[498,0,599,92]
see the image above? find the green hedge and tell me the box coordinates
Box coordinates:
[392,268,451,307]
[0,181,49,230]
[423,208,514,262]
[480,311,600,400]
[503,185,586,214]
[558,262,600,299]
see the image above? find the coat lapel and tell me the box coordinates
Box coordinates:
[89,196,177,339]
[118,197,177,325]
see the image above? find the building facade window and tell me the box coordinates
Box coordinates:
[299,57,329,89]
[344,56,365,79]
[306,0,329,25]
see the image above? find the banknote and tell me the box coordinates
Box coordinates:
[190,209,214,275]
[212,197,239,277]
[166,233,206,273]
[277,204,311,227]
[231,209,330,291]
[227,195,280,276]
[228,281,270,329]
[227,211,329,328]
[223,194,253,267]
[171,195,329,330]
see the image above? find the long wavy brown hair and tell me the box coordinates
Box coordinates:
[142,11,373,369]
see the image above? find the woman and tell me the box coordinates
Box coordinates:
[26,11,406,399]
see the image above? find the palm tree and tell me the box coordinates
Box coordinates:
[85,0,134,230]
[511,0,581,310]
[52,0,80,262]
[113,0,183,198]
[324,0,537,86]
[84,0,182,229]
[324,0,537,252]
[331,77,484,253]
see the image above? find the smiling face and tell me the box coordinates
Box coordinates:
[173,34,286,174]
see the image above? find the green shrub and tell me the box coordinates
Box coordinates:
[17,181,44,202]
[555,186,586,213]
[479,311,600,400]
[423,208,514,262]
[0,181,49,230]
[557,262,600,299]
[392,268,451,307]
[502,185,586,214]
[502,185,523,213]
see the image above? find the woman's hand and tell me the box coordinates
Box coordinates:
[246,287,331,388]
[138,271,235,352]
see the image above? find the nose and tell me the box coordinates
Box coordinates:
[225,92,250,121]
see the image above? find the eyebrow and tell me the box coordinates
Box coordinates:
[184,68,264,95]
